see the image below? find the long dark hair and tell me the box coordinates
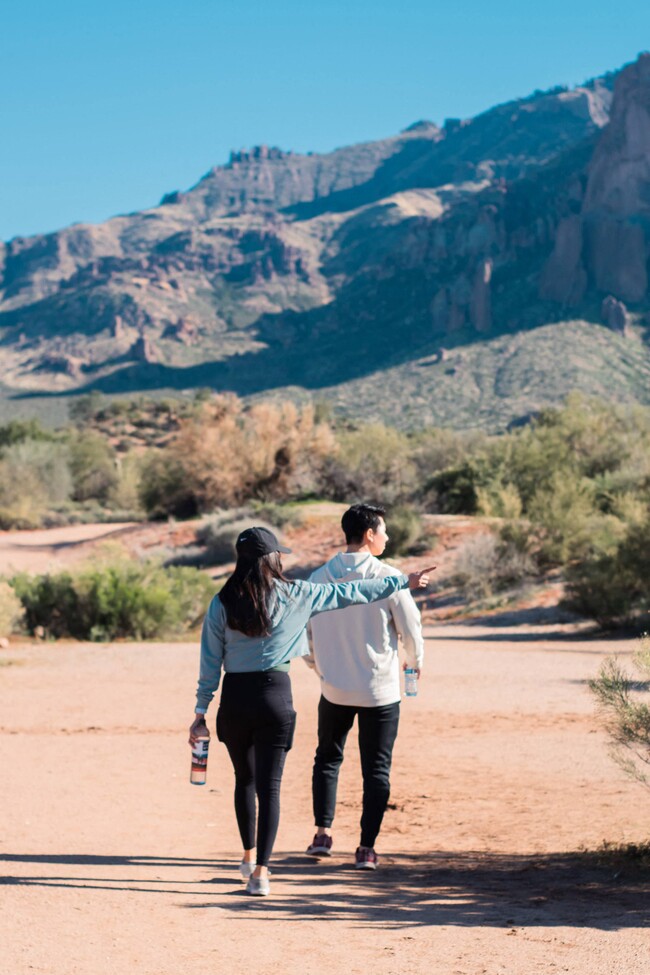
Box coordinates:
[218,551,288,636]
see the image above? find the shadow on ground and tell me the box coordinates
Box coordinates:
[2,851,648,930]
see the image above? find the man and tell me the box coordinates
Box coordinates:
[305,503,424,870]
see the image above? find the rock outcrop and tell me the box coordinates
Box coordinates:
[540,54,650,306]
[601,295,630,332]
[3,58,646,406]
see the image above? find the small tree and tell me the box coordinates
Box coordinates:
[590,636,650,787]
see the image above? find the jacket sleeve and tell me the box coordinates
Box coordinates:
[390,589,424,669]
[302,621,318,671]
[302,575,409,617]
[195,596,226,713]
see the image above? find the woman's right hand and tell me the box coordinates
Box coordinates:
[407,565,437,590]
[189,714,209,745]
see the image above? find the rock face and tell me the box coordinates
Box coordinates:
[540,54,650,306]
[3,58,648,405]
[132,335,156,363]
[601,295,629,332]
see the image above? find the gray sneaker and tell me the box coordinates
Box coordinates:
[239,860,255,881]
[246,874,271,896]
[240,860,271,881]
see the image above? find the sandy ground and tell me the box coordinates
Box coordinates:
[1,622,649,975]
[0,523,139,574]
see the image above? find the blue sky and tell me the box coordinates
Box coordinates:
[1,0,649,240]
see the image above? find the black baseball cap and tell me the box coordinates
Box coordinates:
[235,526,292,558]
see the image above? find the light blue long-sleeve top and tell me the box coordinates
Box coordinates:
[195,574,409,713]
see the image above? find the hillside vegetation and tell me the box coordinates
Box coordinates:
[1,390,649,631]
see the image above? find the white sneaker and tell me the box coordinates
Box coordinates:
[239,860,255,880]
[246,874,271,896]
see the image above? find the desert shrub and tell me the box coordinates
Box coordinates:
[322,423,415,504]
[476,482,523,519]
[108,451,147,515]
[10,557,214,640]
[11,571,80,637]
[196,511,279,565]
[412,427,486,484]
[453,531,535,601]
[67,431,119,502]
[138,451,199,519]
[249,500,304,530]
[0,439,72,524]
[563,517,650,626]
[0,508,41,530]
[147,396,335,514]
[590,635,650,787]
[0,580,23,636]
[68,391,105,424]
[0,418,51,448]
[424,463,479,514]
[384,507,426,557]
[525,472,600,564]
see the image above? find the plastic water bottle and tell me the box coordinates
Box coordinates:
[404,668,419,697]
[190,736,210,785]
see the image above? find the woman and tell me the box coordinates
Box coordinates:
[189,525,435,896]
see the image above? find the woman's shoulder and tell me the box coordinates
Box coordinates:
[208,592,226,616]
[277,578,309,595]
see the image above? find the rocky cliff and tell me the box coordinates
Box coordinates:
[3,57,650,429]
[540,53,650,306]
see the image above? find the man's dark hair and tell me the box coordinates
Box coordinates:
[341,503,386,545]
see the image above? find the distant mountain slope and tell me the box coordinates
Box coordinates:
[3,58,650,430]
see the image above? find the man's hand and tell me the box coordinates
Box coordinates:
[407,565,437,590]
[403,663,421,678]
[189,714,209,745]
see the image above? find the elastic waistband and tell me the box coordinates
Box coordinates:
[224,668,290,681]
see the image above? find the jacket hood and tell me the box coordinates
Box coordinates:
[319,552,385,583]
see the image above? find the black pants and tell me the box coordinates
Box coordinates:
[312,695,400,849]
[216,671,296,867]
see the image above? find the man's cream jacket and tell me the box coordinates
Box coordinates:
[307,552,424,707]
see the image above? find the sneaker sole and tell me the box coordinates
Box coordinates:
[306,847,333,857]
[355,861,377,870]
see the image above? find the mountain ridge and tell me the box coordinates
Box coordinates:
[2,57,650,430]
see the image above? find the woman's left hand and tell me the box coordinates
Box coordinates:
[189,714,209,745]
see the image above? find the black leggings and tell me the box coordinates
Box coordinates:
[216,671,296,867]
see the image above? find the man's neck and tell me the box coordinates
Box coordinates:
[345,543,370,554]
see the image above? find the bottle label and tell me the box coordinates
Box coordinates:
[191,738,209,769]
[190,737,210,783]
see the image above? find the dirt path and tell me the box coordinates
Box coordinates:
[1,624,648,975]
[0,523,138,574]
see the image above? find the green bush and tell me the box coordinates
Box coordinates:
[138,451,198,519]
[384,507,426,557]
[0,439,72,525]
[67,431,118,502]
[0,419,51,448]
[0,580,23,636]
[249,500,304,530]
[589,635,650,786]
[424,463,479,514]
[563,518,650,626]
[10,558,214,640]
[196,512,277,565]
[322,423,416,504]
